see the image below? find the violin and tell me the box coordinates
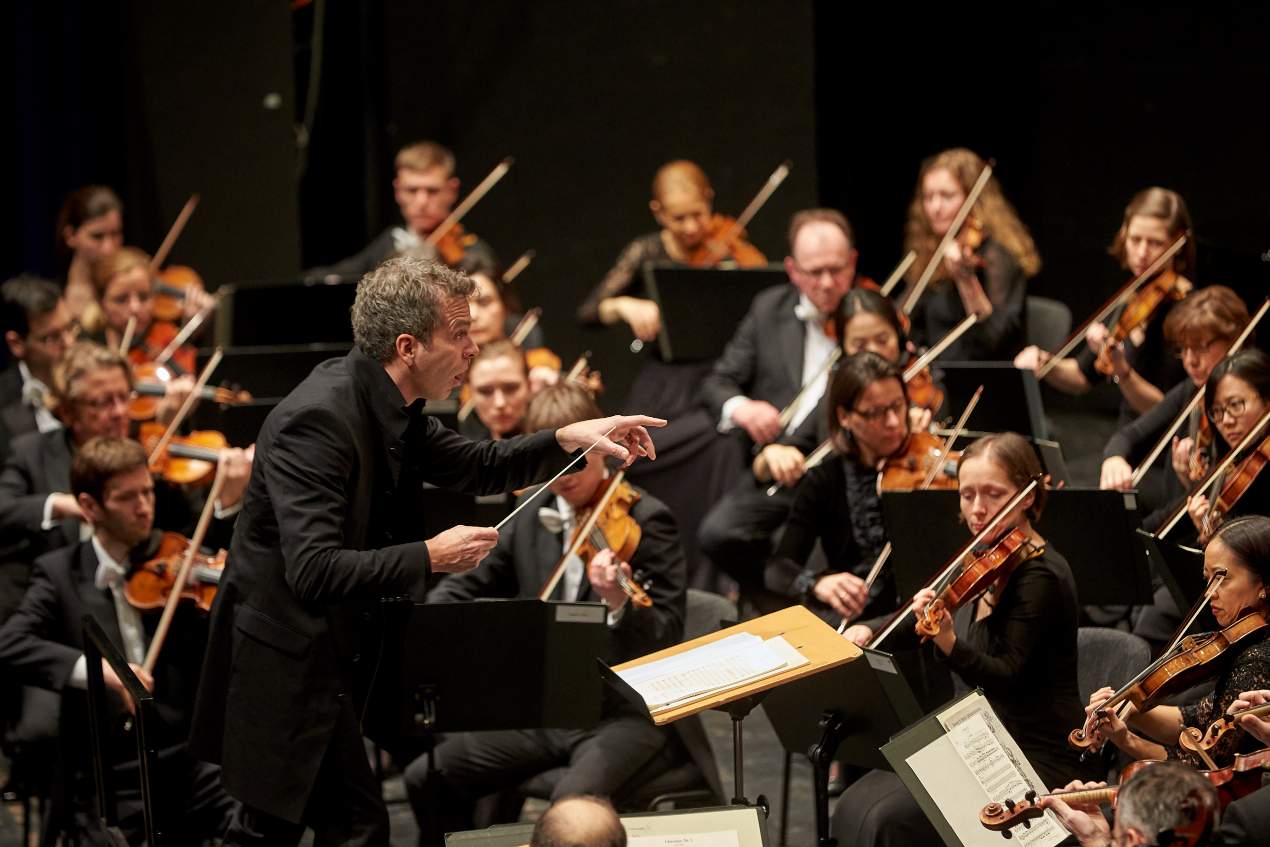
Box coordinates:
[880,431,959,491]
[685,214,768,268]
[129,362,252,421]
[152,265,204,323]
[127,318,197,376]
[123,531,225,613]
[915,527,1044,640]
[1182,700,1270,759]
[1200,432,1270,539]
[432,221,481,266]
[1095,269,1184,376]
[951,214,987,274]
[904,364,944,412]
[980,758,1159,835]
[1189,415,1215,481]
[139,421,227,486]
[538,472,653,608]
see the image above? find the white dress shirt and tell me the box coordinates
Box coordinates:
[18,361,62,433]
[68,535,148,688]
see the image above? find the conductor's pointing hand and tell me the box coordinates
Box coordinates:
[556,415,667,468]
[426,525,500,574]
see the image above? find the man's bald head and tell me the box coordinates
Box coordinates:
[531,795,626,847]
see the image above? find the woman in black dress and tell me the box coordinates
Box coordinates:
[834,432,1100,846]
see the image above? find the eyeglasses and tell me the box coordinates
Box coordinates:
[1209,396,1250,423]
[78,391,132,412]
[1176,338,1221,359]
[851,400,906,423]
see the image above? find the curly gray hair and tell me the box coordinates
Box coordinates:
[351,256,475,362]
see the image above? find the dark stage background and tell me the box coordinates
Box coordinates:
[6,2,1268,409]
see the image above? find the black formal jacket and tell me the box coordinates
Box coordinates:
[304,226,498,282]
[189,348,574,823]
[1220,785,1270,846]
[699,285,816,425]
[0,364,38,459]
[0,536,209,791]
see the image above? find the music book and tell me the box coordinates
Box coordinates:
[615,631,808,713]
[883,690,1067,847]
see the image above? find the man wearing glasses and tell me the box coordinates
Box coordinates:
[0,276,78,457]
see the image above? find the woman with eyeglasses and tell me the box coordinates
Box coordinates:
[1099,286,1250,526]
[900,147,1041,362]
[1015,187,1193,426]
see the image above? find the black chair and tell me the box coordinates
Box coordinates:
[1026,296,1073,353]
[1076,627,1152,779]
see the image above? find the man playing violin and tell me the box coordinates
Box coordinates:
[189,257,662,846]
[0,275,78,455]
[0,436,238,844]
[306,140,498,281]
[404,382,695,845]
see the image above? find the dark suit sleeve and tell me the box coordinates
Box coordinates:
[0,441,50,543]
[699,300,764,423]
[609,500,686,661]
[0,559,81,691]
[1103,379,1190,461]
[415,420,572,495]
[779,400,824,455]
[266,406,429,604]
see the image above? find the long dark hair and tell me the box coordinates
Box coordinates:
[1212,515,1270,586]
[834,288,907,357]
[826,351,906,454]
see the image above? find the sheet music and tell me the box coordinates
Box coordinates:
[629,831,740,847]
[617,632,808,712]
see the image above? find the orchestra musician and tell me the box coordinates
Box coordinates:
[54,185,124,323]
[1213,688,1270,843]
[0,436,238,844]
[459,339,532,442]
[404,383,691,846]
[306,141,498,280]
[187,257,662,845]
[0,275,76,456]
[530,795,628,847]
[901,147,1040,361]
[1015,187,1194,424]
[460,252,560,392]
[835,432,1100,847]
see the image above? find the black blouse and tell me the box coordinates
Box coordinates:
[1076,303,1186,428]
[1170,629,1270,768]
[576,233,671,327]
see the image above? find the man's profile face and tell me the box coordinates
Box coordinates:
[394,166,459,236]
[413,296,478,401]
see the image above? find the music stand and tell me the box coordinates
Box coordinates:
[761,647,923,847]
[936,362,1048,439]
[1138,529,1206,612]
[882,488,1153,606]
[195,343,350,397]
[641,264,788,362]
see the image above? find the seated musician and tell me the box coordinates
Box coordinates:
[900,147,1040,361]
[403,382,689,846]
[763,352,913,624]
[459,339,532,442]
[462,251,560,392]
[0,436,238,844]
[1040,761,1221,847]
[1084,516,1270,770]
[1015,187,1193,425]
[0,275,77,456]
[1099,286,1249,519]
[835,432,1101,847]
[700,288,932,602]
[531,795,627,847]
[1207,688,1270,843]
[307,140,497,279]
[54,185,124,322]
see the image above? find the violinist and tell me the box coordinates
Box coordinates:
[403,383,692,846]
[835,432,1099,847]
[459,339,531,442]
[306,140,498,280]
[461,252,560,391]
[0,435,238,844]
[1082,516,1270,771]
[1015,187,1193,424]
[54,185,124,322]
[762,352,909,623]
[1100,286,1249,519]
[0,275,77,455]
[901,147,1040,361]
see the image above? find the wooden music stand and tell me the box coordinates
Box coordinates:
[601,605,859,806]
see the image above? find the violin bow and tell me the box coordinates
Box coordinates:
[118,315,138,357]
[149,194,200,273]
[537,470,627,601]
[145,348,224,469]
[869,476,1038,649]
[1035,236,1187,380]
[502,249,536,284]
[777,348,841,429]
[493,425,622,532]
[837,386,984,634]
[142,461,227,675]
[766,439,836,497]
[425,157,514,249]
[878,251,917,299]
[901,160,994,316]
[155,291,223,367]
[1130,298,1270,487]
[700,160,791,265]
[902,313,978,382]
[565,352,591,384]
[1155,405,1270,538]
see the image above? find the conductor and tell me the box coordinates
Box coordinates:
[189,257,663,846]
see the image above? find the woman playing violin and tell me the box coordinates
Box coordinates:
[1016,187,1193,424]
[54,185,124,323]
[834,432,1098,847]
[459,252,561,392]
[1084,516,1270,769]
[459,339,532,443]
[901,148,1040,361]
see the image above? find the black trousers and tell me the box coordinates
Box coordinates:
[698,476,795,595]
[404,717,669,847]
[222,697,388,847]
[831,768,942,847]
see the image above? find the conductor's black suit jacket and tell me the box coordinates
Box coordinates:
[189,348,573,823]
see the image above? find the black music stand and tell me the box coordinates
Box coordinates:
[936,361,1048,439]
[640,264,788,362]
[82,616,161,845]
[1138,529,1206,612]
[761,647,923,847]
[882,487,1153,606]
[195,343,350,396]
